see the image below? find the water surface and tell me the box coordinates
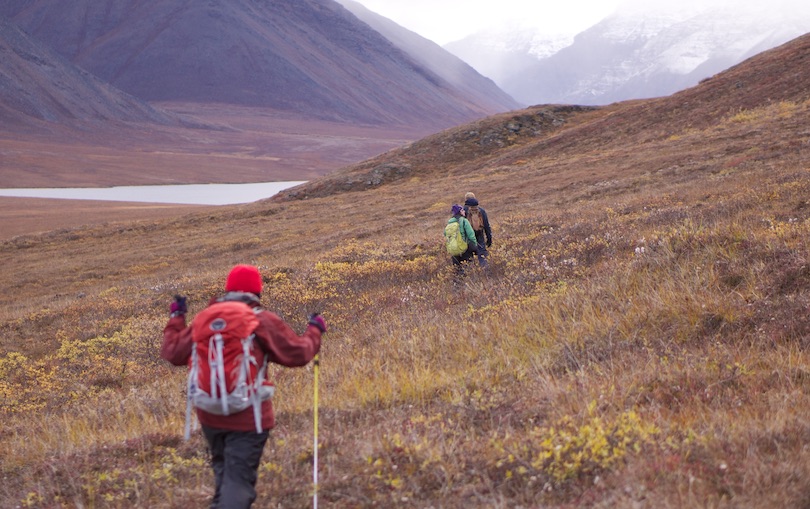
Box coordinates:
[0,181,307,205]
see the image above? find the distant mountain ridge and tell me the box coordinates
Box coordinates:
[2,0,516,130]
[446,0,810,106]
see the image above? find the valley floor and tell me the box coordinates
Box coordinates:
[0,197,210,240]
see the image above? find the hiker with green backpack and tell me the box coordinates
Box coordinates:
[161,264,325,509]
[445,204,479,276]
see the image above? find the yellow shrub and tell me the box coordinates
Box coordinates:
[492,402,658,483]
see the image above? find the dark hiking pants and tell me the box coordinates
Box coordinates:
[474,231,488,266]
[202,425,269,509]
[452,246,476,278]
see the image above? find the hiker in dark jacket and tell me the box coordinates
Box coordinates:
[162,264,325,509]
[447,204,478,275]
[463,192,492,267]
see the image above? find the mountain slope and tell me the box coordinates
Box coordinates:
[2,32,810,509]
[2,0,513,129]
[275,32,810,201]
[0,16,181,132]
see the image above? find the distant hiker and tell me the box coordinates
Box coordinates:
[445,204,478,277]
[161,264,325,509]
[463,192,492,267]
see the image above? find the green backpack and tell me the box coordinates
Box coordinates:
[444,219,468,256]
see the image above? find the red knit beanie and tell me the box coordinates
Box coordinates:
[225,264,263,295]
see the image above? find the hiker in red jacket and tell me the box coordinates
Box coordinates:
[162,264,325,509]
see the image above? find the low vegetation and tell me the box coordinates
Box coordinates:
[2,38,810,508]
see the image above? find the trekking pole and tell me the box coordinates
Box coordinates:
[313,353,320,509]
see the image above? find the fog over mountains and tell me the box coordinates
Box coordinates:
[0,0,517,131]
[335,0,515,116]
[446,0,810,106]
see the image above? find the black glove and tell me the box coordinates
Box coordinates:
[308,313,327,333]
[486,238,492,247]
[170,295,187,317]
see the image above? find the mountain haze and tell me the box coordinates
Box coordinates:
[444,28,572,102]
[2,0,514,129]
[335,0,519,113]
[447,0,810,106]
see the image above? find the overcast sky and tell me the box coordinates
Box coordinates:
[349,0,624,44]
[347,0,806,45]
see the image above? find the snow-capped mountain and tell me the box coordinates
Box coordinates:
[447,0,810,106]
[444,26,574,95]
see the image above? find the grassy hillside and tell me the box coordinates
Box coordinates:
[1,35,809,508]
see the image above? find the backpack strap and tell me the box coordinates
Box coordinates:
[247,306,271,429]
[458,217,471,243]
[209,333,230,415]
